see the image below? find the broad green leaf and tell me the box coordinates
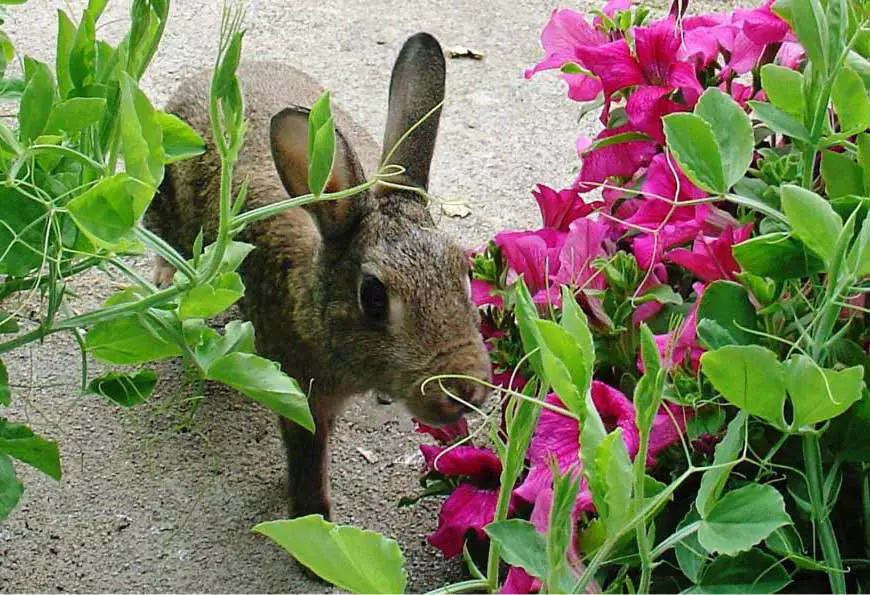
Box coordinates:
[0,419,61,480]
[832,65,870,132]
[253,515,407,594]
[18,58,56,142]
[539,340,582,417]
[69,7,96,90]
[0,359,8,405]
[696,319,737,350]
[826,0,848,80]
[732,232,825,279]
[513,279,544,377]
[848,207,870,277]
[695,88,754,190]
[501,378,544,494]
[748,101,811,143]
[536,319,586,415]
[766,525,829,571]
[828,391,870,462]
[87,369,157,407]
[591,429,633,537]
[66,173,155,249]
[774,0,829,72]
[821,150,864,198]
[638,323,661,377]
[178,272,244,319]
[579,130,651,154]
[189,240,255,280]
[207,353,314,432]
[214,30,244,102]
[688,549,791,593]
[781,184,843,264]
[760,64,804,116]
[485,519,549,582]
[547,469,582,591]
[663,113,726,194]
[697,281,758,346]
[696,411,748,518]
[185,319,255,373]
[676,510,707,583]
[55,10,76,99]
[580,390,608,489]
[44,97,105,135]
[701,346,787,427]
[86,314,183,365]
[308,114,335,197]
[156,111,206,163]
[0,454,22,522]
[858,133,870,195]
[697,483,791,555]
[119,72,164,186]
[559,285,594,376]
[0,186,49,276]
[785,355,863,425]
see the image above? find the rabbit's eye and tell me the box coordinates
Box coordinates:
[359,273,389,323]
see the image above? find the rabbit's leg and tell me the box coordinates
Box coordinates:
[279,395,337,519]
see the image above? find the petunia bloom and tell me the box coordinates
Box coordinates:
[495,229,567,305]
[647,282,707,372]
[533,184,602,232]
[574,125,658,192]
[414,417,469,445]
[665,224,754,282]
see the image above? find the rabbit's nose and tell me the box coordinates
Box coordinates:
[453,380,488,413]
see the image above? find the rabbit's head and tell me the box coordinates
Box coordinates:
[269,33,491,425]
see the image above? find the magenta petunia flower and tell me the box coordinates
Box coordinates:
[574,125,658,192]
[525,9,608,102]
[632,263,670,324]
[727,1,798,74]
[647,282,707,372]
[501,566,540,595]
[553,218,609,289]
[678,14,737,68]
[414,418,469,445]
[471,279,504,308]
[625,85,692,144]
[665,224,754,282]
[421,444,509,558]
[495,229,567,305]
[533,184,602,232]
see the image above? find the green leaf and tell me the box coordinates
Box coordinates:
[207,353,314,432]
[638,323,661,378]
[87,369,157,407]
[214,30,244,102]
[676,510,707,583]
[69,7,96,91]
[536,319,586,415]
[513,279,544,378]
[0,359,8,405]
[66,173,155,249]
[44,97,105,135]
[766,525,829,571]
[821,150,864,199]
[308,114,335,197]
[86,313,183,365]
[697,281,759,346]
[547,469,582,591]
[848,207,870,277]
[185,319,255,373]
[733,232,825,279]
[254,515,406,594]
[118,72,163,186]
[829,391,870,462]
[697,483,791,555]
[774,0,829,72]
[760,64,804,116]
[688,549,791,593]
[663,112,726,194]
[559,285,594,376]
[591,429,633,537]
[781,184,844,264]
[156,111,206,163]
[858,133,870,195]
[697,319,738,350]
[485,519,549,582]
[748,101,811,143]
[832,65,870,132]
[18,58,56,143]
[701,346,787,427]
[178,272,244,320]
[0,186,49,276]
[696,411,748,518]
[55,10,76,99]
[785,355,863,425]
[695,88,754,190]
[0,419,61,480]
[0,454,22,522]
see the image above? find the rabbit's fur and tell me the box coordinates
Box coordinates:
[147,33,491,519]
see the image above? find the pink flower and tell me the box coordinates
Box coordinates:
[501,567,540,595]
[648,282,707,372]
[574,125,658,192]
[626,86,691,144]
[471,279,504,308]
[575,17,703,105]
[553,218,609,289]
[525,9,608,102]
[632,263,670,324]
[678,14,737,68]
[721,81,766,107]
[665,224,754,282]
[727,2,797,74]
[421,445,509,558]
[533,184,602,232]
[495,229,567,305]
[414,418,469,445]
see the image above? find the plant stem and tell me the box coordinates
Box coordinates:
[862,464,870,558]
[486,468,516,592]
[635,436,654,595]
[803,432,846,594]
[426,579,489,595]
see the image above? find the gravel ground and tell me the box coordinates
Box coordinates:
[1,0,743,592]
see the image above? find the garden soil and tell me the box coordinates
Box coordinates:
[1,0,745,592]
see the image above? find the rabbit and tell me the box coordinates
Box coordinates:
[146,32,492,519]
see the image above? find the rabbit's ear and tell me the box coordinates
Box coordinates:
[376,33,445,195]
[270,106,367,239]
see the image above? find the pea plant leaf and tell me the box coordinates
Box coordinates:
[781,184,844,265]
[696,411,748,518]
[485,519,549,583]
[785,355,864,426]
[0,187,48,276]
[591,429,633,538]
[820,150,864,199]
[0,454,23,523]
[0,418,61,480]
[697,281,759,346]
[732,232,825,280]
[760,64,804,116]
[18,57,56,143]
[66,173,155,249]
[307,92,336,197]
[694,88,754,190]
[156,111,206,163]
[253,515,407,594]
[832,64,870,134]
[748,101,811,143]
[700,346,787,428]
[86,369,157,407]
[697,483,792,556]
[206,353,314,432]
[687,549,791,593]
[662,112,726,194]
[85,313,183,365]
[118,71,164,187]
[44,97,106,135]
[178,272,245,320]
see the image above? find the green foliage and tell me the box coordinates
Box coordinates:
[253,515,408,594]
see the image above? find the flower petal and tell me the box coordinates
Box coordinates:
[429,483,501,558]
[472,279,504,308]
[574,125,658,192]
[420,445,502,479]
[575,39,644,97]
[414,418,469,445]
[501,566,541,595]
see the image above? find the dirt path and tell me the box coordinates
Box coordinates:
[1,0,736,592]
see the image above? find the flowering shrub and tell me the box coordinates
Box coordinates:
[257,0,869,593]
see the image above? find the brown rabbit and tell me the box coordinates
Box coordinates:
[146,33,492,519]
